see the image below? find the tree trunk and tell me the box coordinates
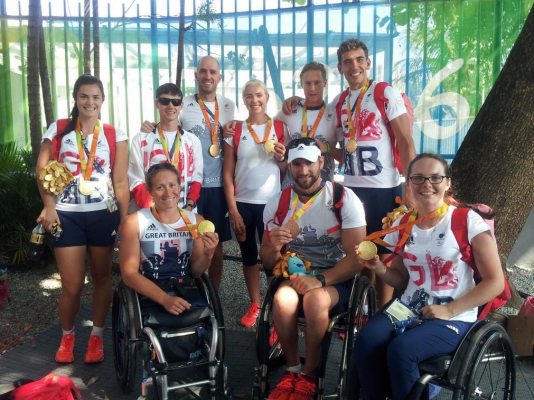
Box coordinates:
[83,0,91,74]
[450,6,534,308]
[176,0,185,88]
[27,0,42,164]
[92,0,100,79]
[38,6,54,128]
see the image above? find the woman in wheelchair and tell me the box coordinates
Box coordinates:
[351,153,504,400]
[119,163,219,316]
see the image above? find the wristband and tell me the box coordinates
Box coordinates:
[325,142,331,154]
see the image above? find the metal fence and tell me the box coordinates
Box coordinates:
[0,0,532,160]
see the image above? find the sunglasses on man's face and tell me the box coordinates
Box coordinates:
[157,97,182,107]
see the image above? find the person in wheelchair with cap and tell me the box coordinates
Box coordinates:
[119,162,219,323]
[260,138,367,400]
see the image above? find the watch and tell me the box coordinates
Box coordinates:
[316,274,326,288]
[185,202,195,209]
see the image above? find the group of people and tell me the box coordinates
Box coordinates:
[36,37,504,400]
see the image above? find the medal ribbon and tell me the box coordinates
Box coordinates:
[150,206,199,239]
[301,103,326,138]
[246,117,273,144]
[290,185,326,222]
[157,125,181,169]
[346,79,370,141]
[75,120,101,181]
[196,95,219,146]
[365,203,449,250]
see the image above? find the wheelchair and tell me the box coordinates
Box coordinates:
[112,273,229,400]
[347,317,516,400]
[252,275,378,400]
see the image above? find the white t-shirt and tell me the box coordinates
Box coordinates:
[384,206,491,322]
[180,94,236,188]
[137,207,196,281]
[264,181,366,271]
[224,121,284,204]
[128,128,203,209]
[332,81,407,188]
[275,102,338,188]
[42,121,128,212]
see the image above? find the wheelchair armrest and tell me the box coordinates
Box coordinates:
[143,306,211,330]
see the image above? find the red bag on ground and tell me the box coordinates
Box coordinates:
[8,373,81,400]
[519,296,534,317]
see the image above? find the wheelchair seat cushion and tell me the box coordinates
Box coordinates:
[143,306,211,330]
[418,354,452,376]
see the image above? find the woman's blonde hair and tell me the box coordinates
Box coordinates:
[242,79,269,98]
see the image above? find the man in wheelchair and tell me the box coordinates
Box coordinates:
[259,138,367,400]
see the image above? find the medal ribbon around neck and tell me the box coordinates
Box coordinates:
[365,203,449,253]
[246,117,273,144]
[289,184,326,222]
[197,96,219,147]
[157,125,180,168]
[150,206,198,239]
[75,119,101,181]
[301,103,326,138]
[346,79,370,141]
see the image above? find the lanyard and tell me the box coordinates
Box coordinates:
[75,119,101,180]
[301,103,326,138]
[150,206,198,239]
[290,184,326,222]
[196,94,220,146]
[246,117,273,144]
[158,125,180,169]
[346,79,370,141]
[366,203,449,250]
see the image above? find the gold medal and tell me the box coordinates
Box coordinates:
[284,220,301,238]
[197,220,215,236]
[79,180,95,195]
[209,144,220,157]
[264,139,275,153]
[346,139,358,153]
[358,241,378,261]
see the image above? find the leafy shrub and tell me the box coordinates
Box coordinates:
[0,143,53,264]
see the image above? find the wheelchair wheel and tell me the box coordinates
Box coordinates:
[463,324,516,400]
[112,282,138,394]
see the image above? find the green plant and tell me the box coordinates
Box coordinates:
[0,143,52,265]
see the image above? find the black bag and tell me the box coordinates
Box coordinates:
[157,323,208,363]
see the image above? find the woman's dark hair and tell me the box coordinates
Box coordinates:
[407,153,495,220]
[59,74,105,136]
[145,163,181,191]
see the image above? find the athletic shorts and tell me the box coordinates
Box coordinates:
[293,277,354,316]
[348,185,402,254]
[196,187,232,242]
[53,209,119,248]
[236,202,273,277]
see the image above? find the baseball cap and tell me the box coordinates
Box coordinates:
[287,138,322,163]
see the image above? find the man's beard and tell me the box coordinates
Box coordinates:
[294,172,320,190]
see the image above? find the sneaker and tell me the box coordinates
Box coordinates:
[269,326,282,349]
[55,333,75,363]
[241,303,260,328]
[289,373,316,400]
[268,371,298,400]
[84,335,104,363]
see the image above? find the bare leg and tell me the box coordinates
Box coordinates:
[273,282,300,367]
[208,242,224,291]
[301,287,338,377]
[87,245,113,328]
[243,264,262,305]
[56,246,87,331]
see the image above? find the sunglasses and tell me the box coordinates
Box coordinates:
[287,137,319,150]
[157,97,182,107]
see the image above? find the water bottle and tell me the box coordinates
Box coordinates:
[27,223,46,260]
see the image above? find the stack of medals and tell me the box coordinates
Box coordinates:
[382,204,411,229]
[39,161,74,195]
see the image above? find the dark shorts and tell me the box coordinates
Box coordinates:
[53,209,119,248]
[236,202,272,277]
[348,185,402,254]
[197,187,232,242]
[330,277,355,315]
